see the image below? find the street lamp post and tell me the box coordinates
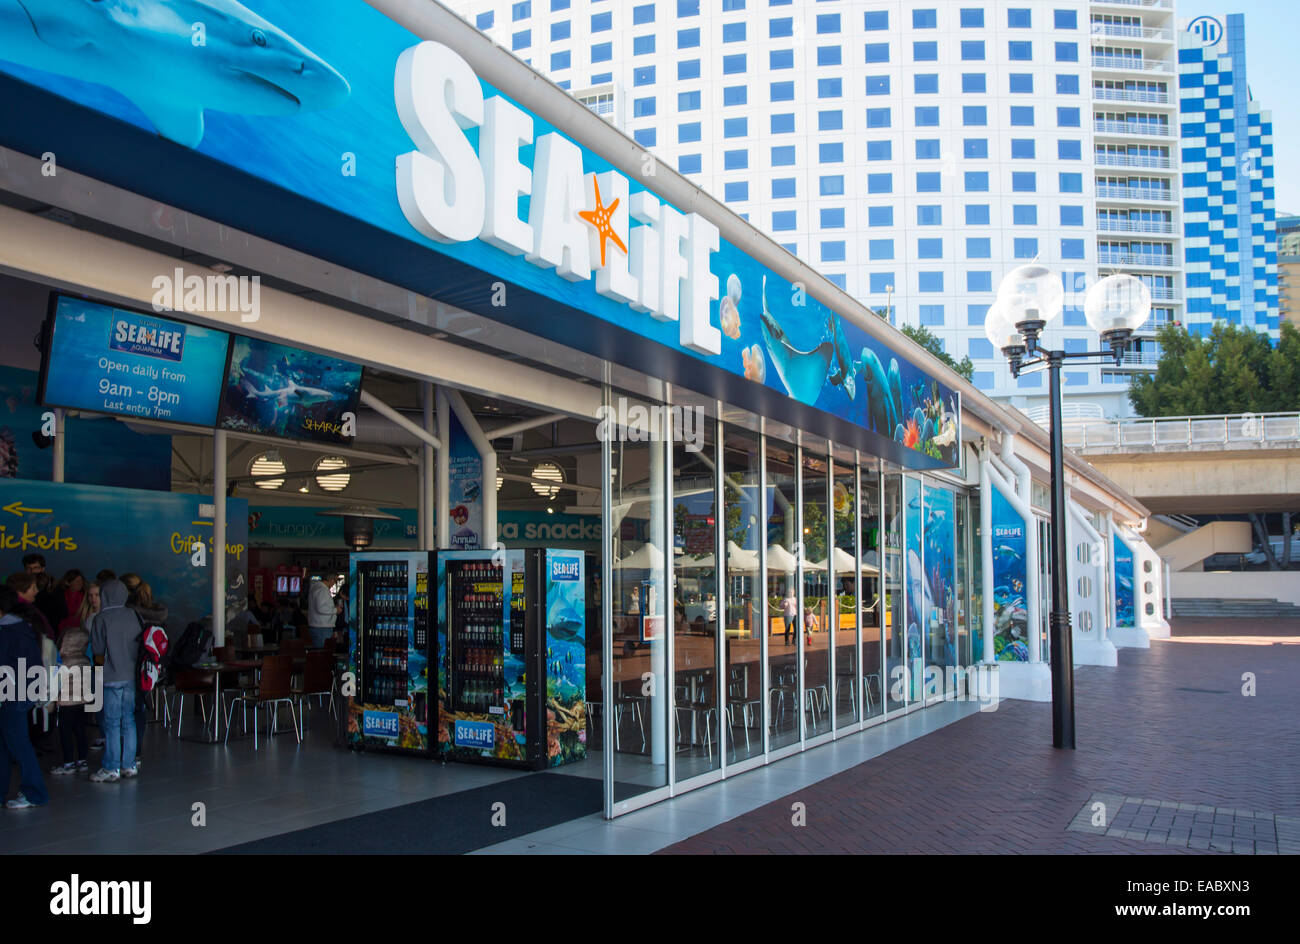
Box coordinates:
[987,267,1151,749]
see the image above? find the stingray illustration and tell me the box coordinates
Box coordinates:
[0,0,351,148]
[758,276,833,406]
[856,347,903,439]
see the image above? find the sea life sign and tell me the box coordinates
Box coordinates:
[0,0,960,469]
[990,488,1029,662]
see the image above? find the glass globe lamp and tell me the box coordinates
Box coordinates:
[997,265,1064,349]
[1084,274,1151,358]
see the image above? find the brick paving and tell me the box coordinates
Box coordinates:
[660,618,1300,854]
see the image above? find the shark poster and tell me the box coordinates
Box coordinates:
[218,335,363,445]
[1114,534,1135,628]
[990,487,1029,662]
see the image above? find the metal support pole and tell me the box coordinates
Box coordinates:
[422,383,435,551]
[1047,354,1075,749]
[51,408,65,483]
[212,430,227,648]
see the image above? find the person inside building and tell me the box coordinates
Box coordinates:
[51,581,99,776]
[306,574,337,649]
[0,585,49,808]
[89,579,142,783]
[120,573,168,772]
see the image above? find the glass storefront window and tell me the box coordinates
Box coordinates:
[802,447,832,738]
[860,462,884,719]
[903,475,923,703]
[672,422,720,778]
[723,426,763,764]
[883,472,906,710]
[831,452,857,728]
[766,438,800,750]
[923,481,956,699]
[609,421,669,801]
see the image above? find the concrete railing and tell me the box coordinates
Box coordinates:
[1063,412,1300,451]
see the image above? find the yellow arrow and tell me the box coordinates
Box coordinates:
[3,501,53,517]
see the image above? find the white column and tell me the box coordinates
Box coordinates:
[436,387,450,549]
[422,382,435,551]
[212,429,227,647]
[999,436,1042,664]
[978,449,995,664]
[444,389,497,548]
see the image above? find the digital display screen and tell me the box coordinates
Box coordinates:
[40,294,231,427]
[218,335,363,445]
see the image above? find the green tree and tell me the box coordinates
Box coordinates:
[897,324,975,381]
[1129,321,1300,416]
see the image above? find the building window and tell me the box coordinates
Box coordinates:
[1007,8,1032,28]
[1011,172,1037,193]
[918,239,944,260]
[965,171,989,192]
[772,145,796,166]
[821,241,847,263]
[633,97,655,118]
[820,142,844,163]
[820,175,844,196]
[511,30,530,50]
[866,75,890,95]
[725,181,748,203]
[1013,204,1038,225]
[724,117,747,138]
[551,21,571,42]
[633,4,655,25]
[864,10,888,31]
[1058,140,1081,160]
[968,271,993,292]
[1008,41,1032,61]
[864,43,890,64]
[866,107,891,128]
[770,17,793,38]
[633,65,655,85]
[969,338,994,359]
[816,13,840,34]
[1060,205,1083,226]
[724,149,748,170]
[968,304,989,326]
[512,1,531,21]
[819,110,843,131]
[476,11,494,29]
[633,128,656,147]
[1010,106,1034,126]
[913,41,938,62]
[963,105,987,126]
[960,8,983,28]
[592,41,612,61]
[633,35,654,55]
[679,122,702,143]
[917,204,942,226]
[770,49,794,70]
[867,140,892,161]
[919,303,945,325]
[867,173,892,194]
[966,238,991,259]
[677,0,699,15]
[677,28,700,49]
[913,8,937,29]
[591,11,612,32]
[1010,139,1035,159]
[1056,74,1079,95]
[964,137,988,158]
[916,172,941,192]
[961,41,985,61]
[679,154,702,174]
[869,272,894,294]
[817,77,842,98]
[1055,42,1078,62]
[1057,107,1080,127]
[915,106,940,127]
[1054,9,1077,30]
[914,74,939,94]
[821,207,845,229]
[771,113,795,134]
[678,90,701,111]
[772,177,796,199]
[818,45,842,67]
[723,22,746,42]
[771,81,795,102]
[1061,238,1086,259]
[551,51,571,71]
[772,210,797,231]
[916,139,941,159]
[962,73,986,94]
[966,204,990,225]
[868,205,892,226]
[723,54,747,75]
[1013,237,1039,258]
[1059,172,1083,193]
[869,239,894,260]
[724,85,747,106]
[1009,73,1033,94]
[679,59,701,80]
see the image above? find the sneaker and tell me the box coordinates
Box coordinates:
[90,738,105,751]
[50,763,77,776]
[121,766,139,779]
[5,793,40,809]
[75,760,88,771]
[88,768,119,783]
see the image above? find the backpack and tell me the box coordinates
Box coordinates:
[168,620,213,671]
[133,613,169,705]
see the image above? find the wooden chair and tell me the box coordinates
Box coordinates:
[224,654,299,749]
[171,668,215,739]
[291,650,336,738]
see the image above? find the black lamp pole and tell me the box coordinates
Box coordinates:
[1004,326,1132,750]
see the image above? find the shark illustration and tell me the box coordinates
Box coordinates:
[241,373,336,409]
[0,0,350,147]
[758,276,834,406]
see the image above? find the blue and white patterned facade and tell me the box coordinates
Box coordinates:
[1177,13,1279,339]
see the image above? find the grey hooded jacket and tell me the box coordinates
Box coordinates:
[91,579,142,685]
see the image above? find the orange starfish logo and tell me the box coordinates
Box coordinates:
[578,175,627,267]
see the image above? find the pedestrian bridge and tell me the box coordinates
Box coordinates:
[1046,411,1300,515]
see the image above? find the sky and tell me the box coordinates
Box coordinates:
[1175,0,1299,215]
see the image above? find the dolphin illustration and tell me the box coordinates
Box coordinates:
[0,0,350,148]
[856,347,902,438]
[825,314,856,401]
[758,276,834,406]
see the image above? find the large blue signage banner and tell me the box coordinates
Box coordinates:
[0,479,248,630]
[41,295,231,428]
[0,0,959,469]
[1113,534,1135,628]
[990,486,1029,662]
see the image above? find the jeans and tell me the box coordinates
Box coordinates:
[309,626,331,649]
[0,705,48,805]
[134,690,147,765]
[101,683,136,773]
[58,704,88,764]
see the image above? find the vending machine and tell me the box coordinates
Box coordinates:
[435,548,586,770]
[346,551,432,755]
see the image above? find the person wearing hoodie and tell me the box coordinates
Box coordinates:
[0,586,49,808]
[89,579,141,783]
[306,575,337,649]
[121,574,167,771]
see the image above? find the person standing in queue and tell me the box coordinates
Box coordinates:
[0,586,49,808]
[307,575,337,649]
[89,579,142,783]
[120,574,168,773]
[51,583,99,776]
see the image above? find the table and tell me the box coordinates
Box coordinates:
[183,659,261,743]
[236,644,280,657]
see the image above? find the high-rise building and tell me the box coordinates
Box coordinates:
[449,1,1275,415]
[1176,12,1279,339]
[1276,214,1300,327]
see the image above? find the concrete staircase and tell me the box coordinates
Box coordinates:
[1172,597,1300,619]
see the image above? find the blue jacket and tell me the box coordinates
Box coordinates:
[0,612,43,710]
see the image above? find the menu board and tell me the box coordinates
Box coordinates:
[218,335,364,444]
[39,294,231,427]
